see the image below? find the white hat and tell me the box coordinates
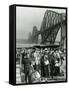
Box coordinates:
[45,55,48,58]
[45,48,47,51]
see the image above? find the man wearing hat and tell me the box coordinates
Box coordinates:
[21,49,31,83]
[49,51,55,79]
[44,55,49,79]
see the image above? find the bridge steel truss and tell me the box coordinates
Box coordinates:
[30,10,66,47]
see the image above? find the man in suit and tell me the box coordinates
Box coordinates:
[40,53,45,78]
[49,51,55,79]
[21,49,31,83]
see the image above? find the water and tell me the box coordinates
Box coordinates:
[16,43,40,48]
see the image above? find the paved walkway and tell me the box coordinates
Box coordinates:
[16,63,66,84]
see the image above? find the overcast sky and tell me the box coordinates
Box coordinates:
[16,6,66,40]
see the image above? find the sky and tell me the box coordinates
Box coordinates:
[16,6,66,40]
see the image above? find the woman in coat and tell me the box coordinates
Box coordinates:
[44,55,49,80]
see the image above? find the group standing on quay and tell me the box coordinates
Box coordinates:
[16,47,66,83]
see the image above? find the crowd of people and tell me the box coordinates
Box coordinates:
[16,47,66,83]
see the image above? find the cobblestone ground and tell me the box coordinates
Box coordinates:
[16,63,66,84]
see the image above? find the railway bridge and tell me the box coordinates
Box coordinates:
[28,10,66,48]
